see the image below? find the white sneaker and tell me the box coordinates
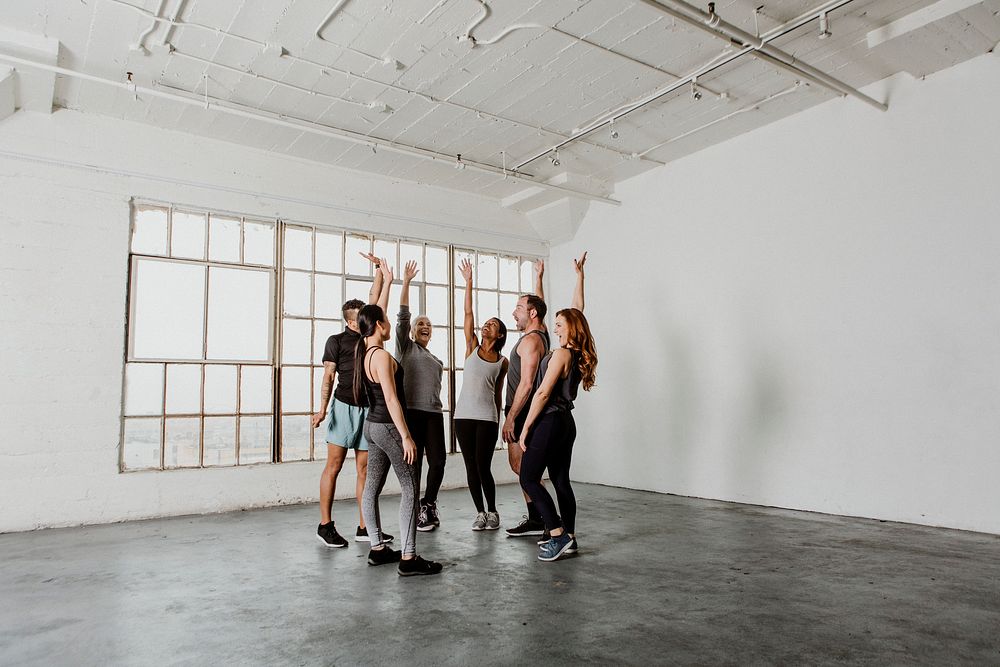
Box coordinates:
[485,511,500,530]
[472,512,488,531]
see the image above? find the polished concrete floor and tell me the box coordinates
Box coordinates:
[2,483,999,666]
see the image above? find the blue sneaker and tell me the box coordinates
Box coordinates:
[537,533,574,562]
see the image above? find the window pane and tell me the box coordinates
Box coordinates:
[123,418,161,470]
[314,320,341,365]
[389,283,419,324]
[283,270,311,317]
[208,215,241,263]
[499,256,519,292]
[164,417,200,468]
[440,372,449,408]
[132,206,167,256]
[499,293,518,329]
[206,267,272,361]
[443,415,452,453]
[477,290,498,325]
[429,327,449,367]
[313,414,330,450]
[315,231,343,273]
[132,260,205,360]
[477,253,498,290]
[345,235,371,276]
[239,416,272,464]
[282,318,311,365]
[454,370,463,409]
[454,249,474,285]
[425,246,448,284]
[165,364,201,415]
[124,363,163,416]
[240,365,273,413]
[345,279,373,305]
[313,366,325,411]
[244,221,275,266]
[314,274,344,319]
[284,227,313,270]
[171,211,206,260]
[204,365,237,414]
[203,416,236,466]
[281,366,311,413]
[520,259,535,293]
[454,331,465,369]
[426,286,448,327]
[453,289,465,331]
[373,239,397,273]
[507,331,522,356]
[281,414,311,461]
[400,243,422,276]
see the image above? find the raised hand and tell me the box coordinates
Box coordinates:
[573,251,587,276]
[359,251,380,266]
[403,260,419,283]
[459,258,473,284]
[379,257,393,283]
[534,259,545,278]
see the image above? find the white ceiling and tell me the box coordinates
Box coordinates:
[2,0,998,208]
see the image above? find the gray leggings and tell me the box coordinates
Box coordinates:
[362,421,419,556]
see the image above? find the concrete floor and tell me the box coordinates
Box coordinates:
[1,483,998,666]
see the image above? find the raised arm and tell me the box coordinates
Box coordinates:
[371,350,417,464]
[400,261,418,309]
[519,349,570,449]
[360,252,381,304]
[376,259,392,313]
[501,333,545,444]
[571,251,587,312]
[460,258,478,358]
[395,261,417,356]
[534,259,544,302]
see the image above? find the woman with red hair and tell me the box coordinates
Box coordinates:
[518,252,597,562]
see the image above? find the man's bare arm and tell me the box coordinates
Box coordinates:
[312,361,336,428]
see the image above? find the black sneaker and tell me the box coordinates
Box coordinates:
[505,515,545,537]
[428,501,441,527]
[367,546,402,566]
[355,526,395,543]
[316,522,348,548]
[397,555,443,577]
[416,503,436,532]
[536,529,551,545]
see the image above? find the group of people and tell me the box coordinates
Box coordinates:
[311,251,597,575]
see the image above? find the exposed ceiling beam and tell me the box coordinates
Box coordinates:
[867,0,986,47]
[0,66,15,122]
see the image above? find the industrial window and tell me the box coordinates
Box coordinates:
[120,201,542,471]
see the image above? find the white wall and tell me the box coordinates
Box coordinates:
[549,51,1000,535]
[0,109,529,533]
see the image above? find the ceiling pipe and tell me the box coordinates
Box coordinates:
[0,52,620,206]
[130,0,168,54]
[633,0,887,111]
[515,0,875,170]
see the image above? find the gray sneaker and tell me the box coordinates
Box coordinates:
[472,512,487,531]
[485,511,500,530]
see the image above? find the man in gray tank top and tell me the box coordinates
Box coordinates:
[502,260,549,536]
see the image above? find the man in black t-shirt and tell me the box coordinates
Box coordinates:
[311,298,393,548]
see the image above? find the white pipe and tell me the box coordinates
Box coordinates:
[133,0,168,53]
[0,53,620,206]
[315,0,352,40]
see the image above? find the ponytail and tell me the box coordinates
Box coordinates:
[352,304,386,404]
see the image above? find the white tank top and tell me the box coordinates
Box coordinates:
[454,347,505,422]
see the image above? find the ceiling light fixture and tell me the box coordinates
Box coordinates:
[549,150,560,167]
[691,78,703,101]
[818,12,831,39]
[609,119,619,139]
[455,153,466,170]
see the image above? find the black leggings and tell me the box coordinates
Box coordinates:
[406,409,446,504]
[519,411,577,534]
[455,419,499,513]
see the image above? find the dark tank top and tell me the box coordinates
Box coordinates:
[364,347,407,423]
[533,349,582,414]
[505,329,551,409]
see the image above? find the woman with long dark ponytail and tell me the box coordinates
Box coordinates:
[518,252,597,563]
[352,262,442,576]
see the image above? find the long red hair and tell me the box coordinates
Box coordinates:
[556,308,597,391]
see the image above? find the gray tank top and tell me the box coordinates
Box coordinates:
[534,349,581,414]
[453,347,504,422]
[504,329,550,409]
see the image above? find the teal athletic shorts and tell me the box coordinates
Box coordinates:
[325,398,369,450]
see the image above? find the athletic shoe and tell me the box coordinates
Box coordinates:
[428,502,441,527]
[416,503,436,532]
[506,515,545,537]
[355,526,394,543]
[398,555,443,577]
[367,546,402,566]
[538,533,574,562]
[485,511,500,531]
[565,536,579,554]
[316,522,348,548]
[472,512,488,531]
[536,529,551,545]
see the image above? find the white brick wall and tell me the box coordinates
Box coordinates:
[0,109,527,532]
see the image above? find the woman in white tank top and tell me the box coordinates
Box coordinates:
[454,259,509,531]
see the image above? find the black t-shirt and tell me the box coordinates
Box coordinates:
[323,329,368,407]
